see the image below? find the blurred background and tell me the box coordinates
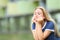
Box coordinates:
[0,0,60,40]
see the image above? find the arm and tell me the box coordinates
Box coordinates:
[31,25,39,40]
[31,22,39,40]
[36,23,51,40]
[31,16,39,40]
[31,29,39,40]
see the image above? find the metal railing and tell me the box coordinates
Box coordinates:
[0,13,33,34]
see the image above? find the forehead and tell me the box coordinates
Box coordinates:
[35,8,43,13]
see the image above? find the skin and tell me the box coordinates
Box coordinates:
[32,8,52,40]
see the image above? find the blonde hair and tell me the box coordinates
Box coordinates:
[35,6,58,36]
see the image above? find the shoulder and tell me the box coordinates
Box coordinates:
[45,21,54,32]
[46,21,54,28]
[47,21,54,25]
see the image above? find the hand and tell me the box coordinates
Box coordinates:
[36,15,44,23]
[32,15,37,23]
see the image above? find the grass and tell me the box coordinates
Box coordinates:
[0,32,34,40]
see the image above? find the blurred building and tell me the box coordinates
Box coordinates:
[0,0,60,40]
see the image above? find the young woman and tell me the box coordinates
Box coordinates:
[31,7,60,40]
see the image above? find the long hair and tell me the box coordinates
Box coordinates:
[34,6,58,36]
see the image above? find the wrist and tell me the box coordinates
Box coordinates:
[36,23,42,28]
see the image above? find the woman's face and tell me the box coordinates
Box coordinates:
[34,8,45,21]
